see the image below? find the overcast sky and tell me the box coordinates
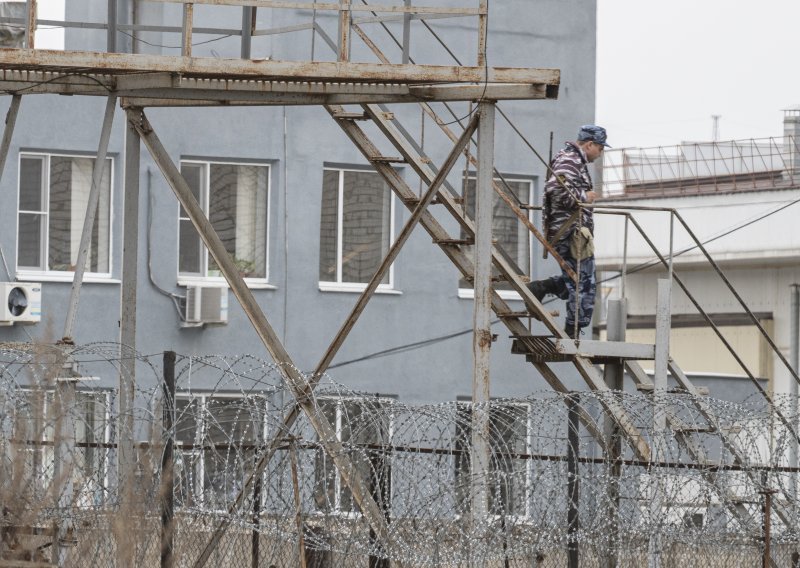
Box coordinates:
[596,0,800,149]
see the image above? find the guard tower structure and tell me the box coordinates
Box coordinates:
[1,2,798,567]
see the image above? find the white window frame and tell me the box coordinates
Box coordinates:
[457,174,536,302]
[174,391,269,510]
[311,395,395,517]
[177,159,273,289]
[454,400,533,521]
[318,167,399,294]
[16,151,115,282]
[13,387,113,508]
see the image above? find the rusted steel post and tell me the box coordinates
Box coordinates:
[289,442,307,568]
[161,351,176,568]
[63,95,117,341]
[0,95,22,185]
[762,488,776,568]
[337,0,351,62]
[119,104,140,561]
[25,0,36,49]
[241,5,253,59]
[476,0,487,66]
[471,102,494,521]
[566,393,580,568]
[401,0,411,63]
[53,372,77,567]
[602,300,626,568]
[182,3,194,57]
[107,0,117,52]
[368,446,390,568]
[251,460,261,568]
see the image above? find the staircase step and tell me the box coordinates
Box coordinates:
[370,156,406,163]
[462,274,507,283]
[512,336,656,363]
[330,111,369,120]
[402,195,461,206]
[497,309,559,320]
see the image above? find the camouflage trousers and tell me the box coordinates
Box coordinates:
[544,239,597,329]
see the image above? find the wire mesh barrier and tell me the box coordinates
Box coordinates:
[1,343,799,566]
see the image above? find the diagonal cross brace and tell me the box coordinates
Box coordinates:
[124,107,394,568]
[183,107,480,563]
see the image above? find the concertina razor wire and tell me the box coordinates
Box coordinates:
[0,342,799,566]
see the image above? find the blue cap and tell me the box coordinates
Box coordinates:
[577,124,611,147]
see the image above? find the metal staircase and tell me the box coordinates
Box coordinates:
[329,101,653,461]
[327,95,799,535]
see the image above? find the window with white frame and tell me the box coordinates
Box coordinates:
[6,388,112,508]
[319,167,394,288]
[179,161,270,280]
[174,393,267,510]
[454,401,529,517]
[313,397,392,514]
[17,153,112,275]
[459,175,535,292]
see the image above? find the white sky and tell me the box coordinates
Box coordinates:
[35,1,65,50]
[596,0,800,149]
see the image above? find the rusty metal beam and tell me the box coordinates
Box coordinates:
[0,48,559,85]
[152,0,484,16]
[24,0,35,49]
[471,101,494,520]
[182,3,194,57]
[0,76,553,106]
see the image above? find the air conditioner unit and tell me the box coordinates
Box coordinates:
[184,286,228,326]
[0,282,42,325]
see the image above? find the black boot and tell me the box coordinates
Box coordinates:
[527,278,554,301]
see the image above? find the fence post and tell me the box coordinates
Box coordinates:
[368,446,390,568]
[251,453,261,568]
[161,351,176,568]
[761,488,776,568]
[567,393,580,568]
[603,299,627,568]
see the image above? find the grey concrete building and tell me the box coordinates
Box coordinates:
[0,1,599,403]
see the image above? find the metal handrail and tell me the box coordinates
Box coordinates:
[591,203,800,389]
[592,208,800,450]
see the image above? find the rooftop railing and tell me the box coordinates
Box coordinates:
[1,0,488,64]
[600,136,800,198]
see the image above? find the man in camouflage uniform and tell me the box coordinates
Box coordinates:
[527,125,609,338]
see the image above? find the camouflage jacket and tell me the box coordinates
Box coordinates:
[543,141,594,244]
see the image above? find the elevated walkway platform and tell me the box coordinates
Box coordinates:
[511,335,656,364]
[0,48,559,106]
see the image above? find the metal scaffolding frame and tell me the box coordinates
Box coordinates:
[5,2,795,567]
[0,1,573,565]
